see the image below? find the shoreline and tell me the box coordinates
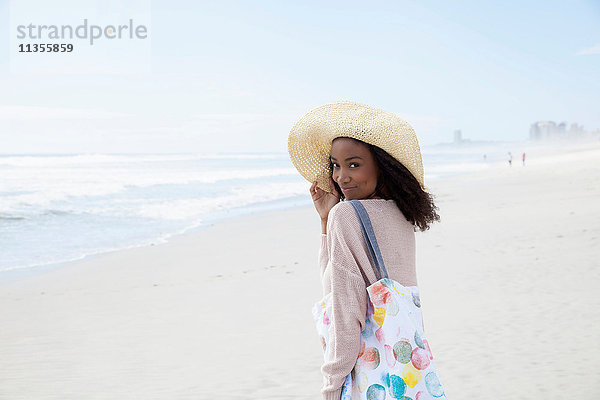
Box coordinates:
[0,194,314,286]
[3,138,596,286]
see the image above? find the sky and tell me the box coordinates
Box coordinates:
[0,0,599,154]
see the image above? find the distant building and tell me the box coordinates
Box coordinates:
[453,130,462,144]
[530,120,595,141]
[568,123,585,138]
[530,121,558,140]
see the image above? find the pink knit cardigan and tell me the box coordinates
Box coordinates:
[318,199,418,400]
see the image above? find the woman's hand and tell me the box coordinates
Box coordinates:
[310,176,340,221]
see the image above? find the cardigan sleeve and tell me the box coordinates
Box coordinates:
[319,233,329,280]
[320,202,369,400]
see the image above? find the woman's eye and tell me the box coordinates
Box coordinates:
[330,162,358,168]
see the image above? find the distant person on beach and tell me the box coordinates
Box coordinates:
[483,154,487,162]
[508,152,513,167]
[522,152,526,166]
[288,101,448,399]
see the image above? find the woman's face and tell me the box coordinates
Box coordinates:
[329,137,381,200]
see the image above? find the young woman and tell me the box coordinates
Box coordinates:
[289,101,446,400]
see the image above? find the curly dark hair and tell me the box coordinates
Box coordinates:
[331,138,441,232]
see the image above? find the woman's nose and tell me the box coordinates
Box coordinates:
[336,172,351,184]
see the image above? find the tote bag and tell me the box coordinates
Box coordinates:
[312,200,448,399]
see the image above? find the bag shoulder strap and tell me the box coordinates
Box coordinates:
[348,200,389,285]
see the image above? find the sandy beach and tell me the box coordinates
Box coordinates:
[1,141,599,400]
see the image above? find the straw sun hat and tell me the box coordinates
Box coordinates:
[288,100,426,195]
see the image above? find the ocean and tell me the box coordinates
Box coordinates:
[0,141,519,282]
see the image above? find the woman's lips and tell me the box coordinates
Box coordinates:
[341,187,357,193]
